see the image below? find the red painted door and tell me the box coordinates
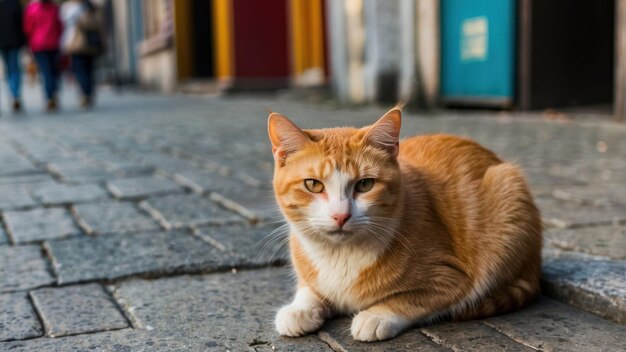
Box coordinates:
[232,0,290,79]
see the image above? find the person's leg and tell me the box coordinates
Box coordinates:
[71,54,95,107]
[1,49,8,92]
[49,50,61,98]
[33,52,54,99]
[0,49,5,113]
[34,51,57,111]
[84,55,95,99]
[5,48,23,111]
[6,49,22,100]
[71,54,89,96]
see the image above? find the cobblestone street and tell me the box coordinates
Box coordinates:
[0,89,625,351]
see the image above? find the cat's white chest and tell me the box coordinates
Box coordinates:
[300,240,378,313]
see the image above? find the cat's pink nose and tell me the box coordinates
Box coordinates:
[332,213,351,228]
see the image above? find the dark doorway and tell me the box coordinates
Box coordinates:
[518,0,614,110]
[191,0,214,78]
[232,0,290,81]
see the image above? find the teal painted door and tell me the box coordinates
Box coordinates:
[441,0,516,105]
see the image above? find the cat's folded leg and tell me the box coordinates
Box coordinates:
[275,286,331,337]
[351,288,462,342]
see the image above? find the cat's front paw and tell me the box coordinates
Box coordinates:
[275,304,326,337]
[351,310,408,342]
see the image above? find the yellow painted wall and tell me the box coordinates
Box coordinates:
[174,0,193,81]
[213,0,233,79]
[290,0,325,82]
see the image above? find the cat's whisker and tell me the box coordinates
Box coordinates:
[267,235,292,263]
[256,224,291,262]
[364,222,417,256]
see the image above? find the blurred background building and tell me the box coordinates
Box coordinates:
[102,0,625,121]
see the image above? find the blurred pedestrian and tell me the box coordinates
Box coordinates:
[24,0,63,112]
[0,0,26,113]
[62,0,103,109]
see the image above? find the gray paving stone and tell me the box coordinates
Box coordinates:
[205,157,272,183]
[106,176,182,199]
[0,329,234,351]
[0,224,8,245]
[0,153,39,177]
[0,162,40,177]
[541,246,612,262]
[209,190,279,222]
[143,193,242,229]
[0,173,56,186]
[545,225,626,259]
[46,230,230,284]
[129,152,199,174]
[174,170,277,222]
[0,292,43,341]
[524,171,587,189]
[42,160,88,171]
[0,245,55,292]
[173,169,241,194]
[30,284,128,337]
[32,183,109,205]
[4,208,82,243]
[0,186,37,210]
[319,318,450,352]
[484,297,626,352]
[537,197,626,228]
[103,161,156,177]
[236,170,271,188]
[49,165,119,184]
[73,201,160,235]
[552,184,626,206]
[113,268,332,350]
[195,223,289,265]
[175,168,271,195]
[542,259,626,323]
[421,321,533,351]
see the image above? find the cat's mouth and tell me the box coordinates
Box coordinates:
[326,229,352,236]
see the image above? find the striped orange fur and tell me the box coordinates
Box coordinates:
[269,108,542,341]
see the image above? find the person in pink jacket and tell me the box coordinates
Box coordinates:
[24,0,63,112]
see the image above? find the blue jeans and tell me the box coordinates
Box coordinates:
[71,54,95,98]
[1,48,22,99]
[33,50,60,100]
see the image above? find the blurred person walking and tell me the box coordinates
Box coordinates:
[0,0,26,113]
[62,0,103,109]
[24,0,63,112]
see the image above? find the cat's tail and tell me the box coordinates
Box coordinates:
[452,277,540,321]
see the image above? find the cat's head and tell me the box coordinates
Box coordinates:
[268,108,403,245]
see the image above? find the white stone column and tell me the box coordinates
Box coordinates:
[364,0,401,103]
[326,0,440,106]
[416,0,440,108]
[326,0,367,104]
[398,0,417,103]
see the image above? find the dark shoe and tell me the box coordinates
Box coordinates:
[80,96,93,109]
[46,98,58,112]
[12,99,22,113]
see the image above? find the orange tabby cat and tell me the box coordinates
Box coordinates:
[268,107,542,342]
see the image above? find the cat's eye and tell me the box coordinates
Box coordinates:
[355,178,375,193]
[304,179,325,193]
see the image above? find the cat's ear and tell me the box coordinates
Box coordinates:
[268,113,310,162]
[363,107,402,157]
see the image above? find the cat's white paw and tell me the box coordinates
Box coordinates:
[275,304,326,337]
[351,310,408,342]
